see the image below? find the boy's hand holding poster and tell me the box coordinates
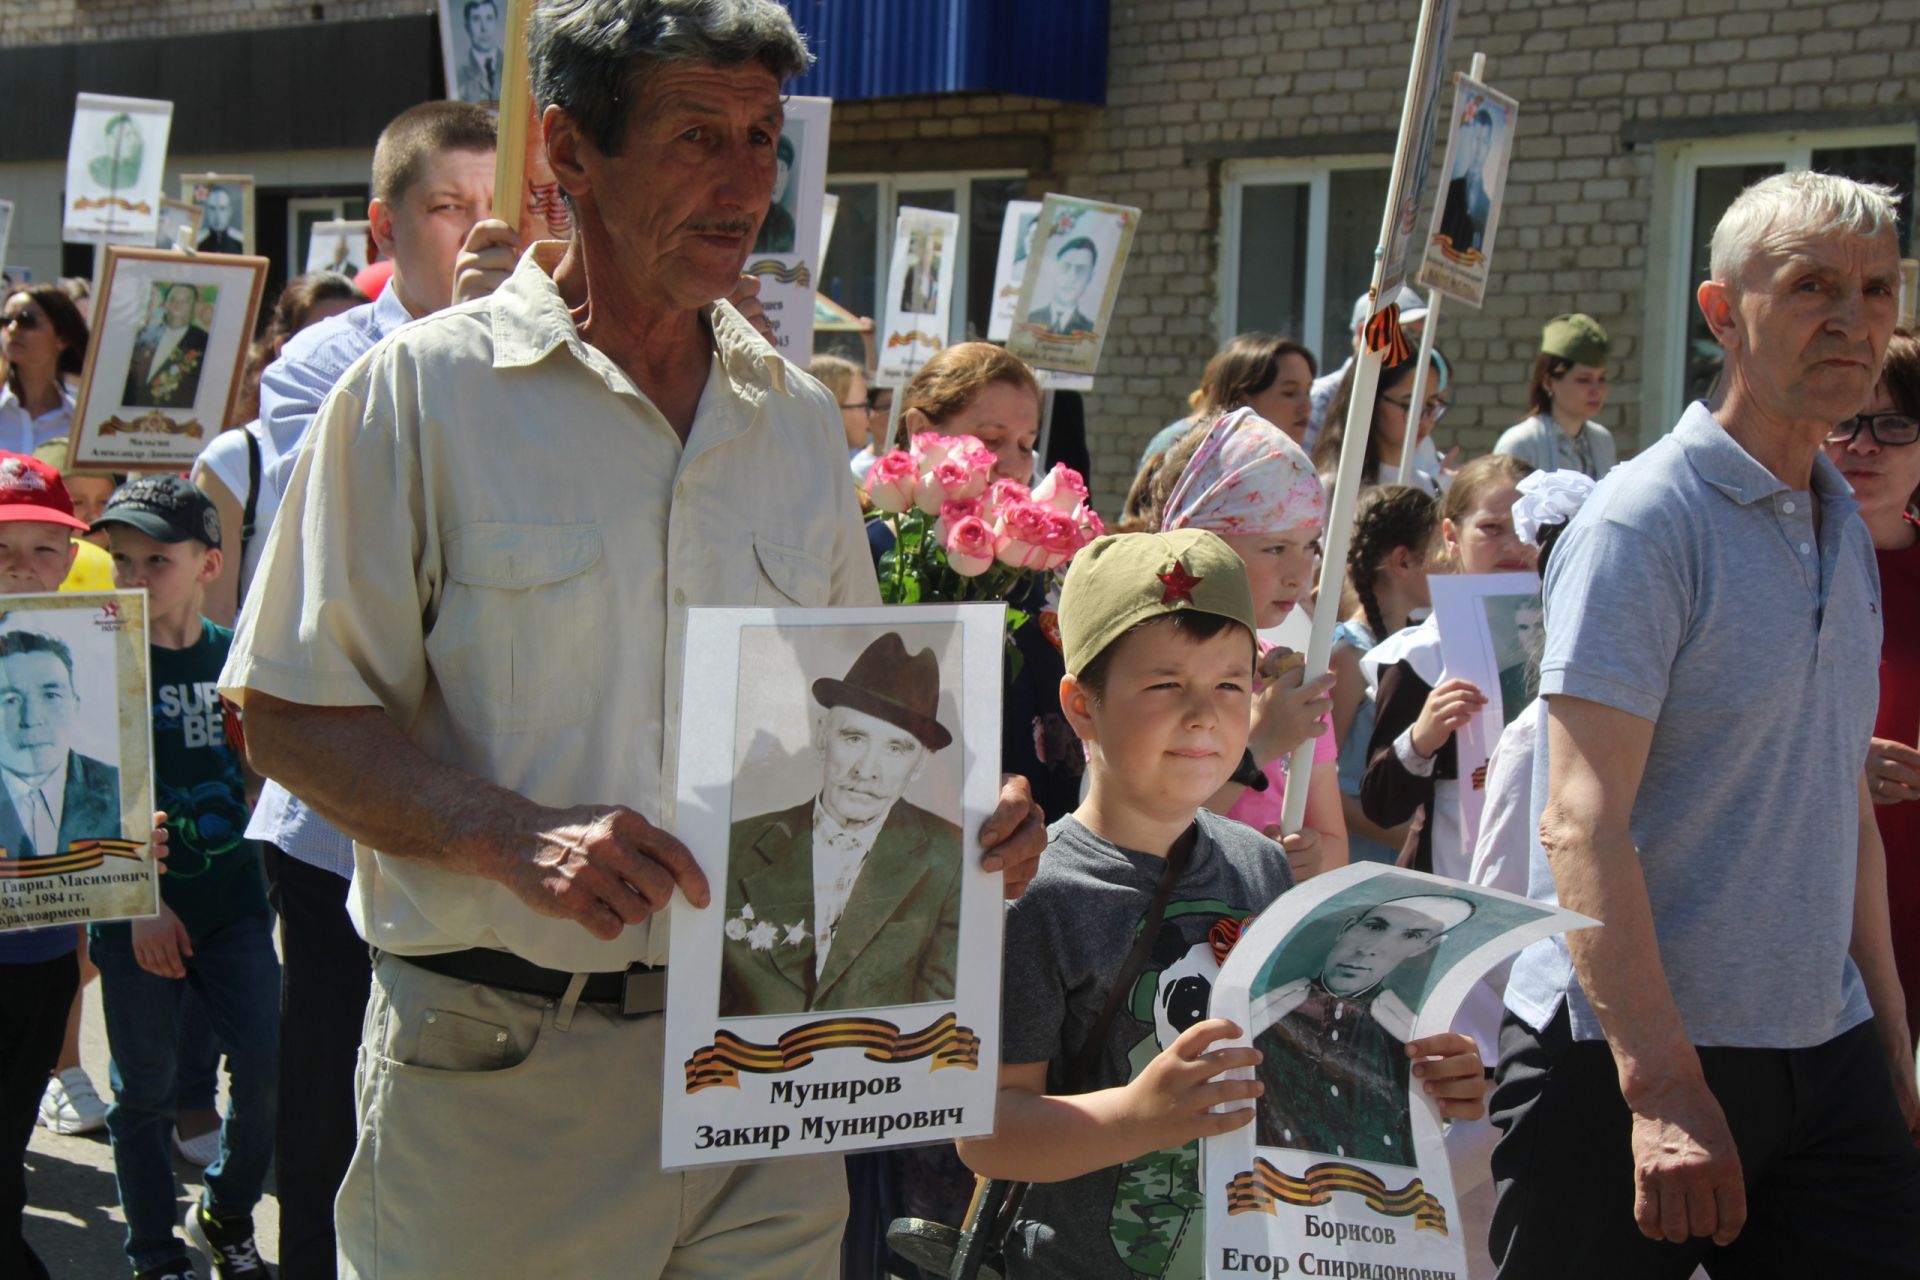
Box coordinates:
[663,605,1005,1166]
[1205,863,1592,1278]
[0,590,157,932]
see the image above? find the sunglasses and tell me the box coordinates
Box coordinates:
[1,311,40,332]
[1827,413,1920,447]
[1381,395,1451,422]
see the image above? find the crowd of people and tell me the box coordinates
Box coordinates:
[2,2,1917,1279]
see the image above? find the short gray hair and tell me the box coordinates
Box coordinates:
[529,0,812,157]
[1709,170,1902,287]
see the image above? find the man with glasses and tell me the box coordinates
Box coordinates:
[1493,172,1920,1277]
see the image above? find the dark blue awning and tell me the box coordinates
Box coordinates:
[780,0,1108,105]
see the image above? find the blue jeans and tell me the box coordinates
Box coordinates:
[174,986,222,1115]
[93,911,280,1272]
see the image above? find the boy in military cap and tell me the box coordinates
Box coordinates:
[93,475,278,1280]
[958,530,1486,1279]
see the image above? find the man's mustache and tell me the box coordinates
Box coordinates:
[689,219,757,237]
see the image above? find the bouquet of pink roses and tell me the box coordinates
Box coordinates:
[865,434,1104,623]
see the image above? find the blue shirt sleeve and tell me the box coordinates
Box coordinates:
[1537,513,1689,723]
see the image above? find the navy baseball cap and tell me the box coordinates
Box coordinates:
[92,475,222,547]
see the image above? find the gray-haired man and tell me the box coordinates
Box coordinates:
[1493,171,1920,1277]
[220,2,1045,1275]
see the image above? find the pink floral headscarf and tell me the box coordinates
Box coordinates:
[1160,407,1325,537]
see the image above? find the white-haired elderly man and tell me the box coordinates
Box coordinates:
[219,1,1044,1276]
[1493,171,1920,1278]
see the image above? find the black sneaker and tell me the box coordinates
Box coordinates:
[132,1259,200,1280]
[183,1203,270,1278]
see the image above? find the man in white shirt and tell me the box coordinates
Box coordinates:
[0,631,119,860]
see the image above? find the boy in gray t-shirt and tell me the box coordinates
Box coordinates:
[958,530,1488,1279]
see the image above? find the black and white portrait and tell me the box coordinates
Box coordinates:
[1418,77,1519,307]
[719,627,964,1018]
[898,227,944,316]
[1006,194,1139,377]
[306,221,370,277]
[1482,592,1543,728]
[752,126,801,255]
[442,0,505,103]
[0,626,121,862]
[120,281,214,410]
[194,184,243,255]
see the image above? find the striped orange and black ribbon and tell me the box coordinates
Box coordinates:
[745,259,813,287]
[0,838,145,880]
[1225,1157,1449,1234]
[1364,302,1414,365]
[1014,323,1097,348]
[685,1012,980,1092]
[884,329,946,350]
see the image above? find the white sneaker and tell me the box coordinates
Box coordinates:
[173,1122,221,1167]
[39,1067,108,1135]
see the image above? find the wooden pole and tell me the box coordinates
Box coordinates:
[1396,51,1486,484]
[1278,0,1458,838]
[491,0,533,237]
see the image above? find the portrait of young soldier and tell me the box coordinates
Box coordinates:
[0,629,120,860]
[720,631,963,1017]
[1252,894,1475,1166]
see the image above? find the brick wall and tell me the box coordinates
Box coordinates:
[0,0,419,47]
[833,0,1918,510]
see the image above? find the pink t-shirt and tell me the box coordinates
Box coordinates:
[1225,640,1339,835]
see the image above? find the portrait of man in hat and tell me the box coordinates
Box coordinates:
[719,631,963,1018]
[1251,893,1476,1167]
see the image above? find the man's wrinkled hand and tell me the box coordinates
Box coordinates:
[1628,1079,1746,1246]
[499,805,710,940]
[981,774,1045,898]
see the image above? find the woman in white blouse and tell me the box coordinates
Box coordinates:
[1492,313,1617,479]
[0,285,88,455]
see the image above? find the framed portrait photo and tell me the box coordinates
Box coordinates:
[876,207,961,382]
[154,197,203,252]
[1427,571,1542,854]
[1006,193,1141,378]
[1205,862,1592,1279]
[68,246,267,471]
[1417,75,1521,309]
[64,93,174,246]
[663,604,1006,1167]
[180,174,255,257]
[305,220,372,277]
[0,591,157,933]
[440,0,507,104]
[986,199,1042,343]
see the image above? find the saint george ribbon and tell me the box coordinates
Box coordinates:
[745,259,813,287]
[685,1012,980,1092]
[1225,1157,1449,1234]
[0,838,145,879]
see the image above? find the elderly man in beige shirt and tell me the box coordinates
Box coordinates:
[218,2,1044,1276]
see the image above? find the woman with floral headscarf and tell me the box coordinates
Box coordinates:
[1158,406,1348,879]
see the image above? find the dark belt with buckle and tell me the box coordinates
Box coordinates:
[394,948,667,1017]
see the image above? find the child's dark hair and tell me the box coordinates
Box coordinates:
[1346,485,1438,642]
[1076,611,1249,701]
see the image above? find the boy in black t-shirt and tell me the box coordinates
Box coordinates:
[958,530,1487,1279]
[94,476,276,1280]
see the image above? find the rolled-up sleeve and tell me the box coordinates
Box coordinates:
[1537,516,1686,722]
[220,354,433,724]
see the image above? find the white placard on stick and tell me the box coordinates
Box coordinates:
[1377,0,1461,297]
[819,193,841,263]
[1206,862,1593,1278]
[662,605,1005,1167]
[877,208,961,382]
[986,199,1042,343]
[744,96,831,361]
[64,94,173,246]
[1428,572,1540,858]
[1417,75,1520,309]
[305,220,371,276]
[1006,193,1140,377]
[0,591,158,932]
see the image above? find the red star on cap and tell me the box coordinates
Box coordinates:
[1159,559,1203,605]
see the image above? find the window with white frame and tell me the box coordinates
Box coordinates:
[1219,157,1391,370]
[817,171,1028,359]
[1656,128,1915,426]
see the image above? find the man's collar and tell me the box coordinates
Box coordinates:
[3,754,66,804]
[371,280,415,337]
[1677,400,1857,510]
[490,241,791,398]
[812,797,889,857]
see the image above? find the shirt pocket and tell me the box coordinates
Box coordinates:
[752,534,831,607]
[428,522,609,734]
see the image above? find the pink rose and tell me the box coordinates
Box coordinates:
[980,478,1033,523]
[865,451,919,514]
[912,433,959,469]
[916,458,979,513]
[1031,463,1090,515]
[936,498,982,543]
[944,515,999,577]
[1073,500,1106,545]
[994,501,1055,569]
[1034,509,1084,570]
[954,438,999,477]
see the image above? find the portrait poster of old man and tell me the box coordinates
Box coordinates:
[664,605,1004,1166]
[0,590,157,932]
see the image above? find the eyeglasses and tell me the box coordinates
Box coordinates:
[839,401,874,415]
[1381,395,1450,422]
[1,311,39,332]
[1827,413,1920,447]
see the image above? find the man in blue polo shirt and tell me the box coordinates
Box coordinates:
[1491,171,1920,1277]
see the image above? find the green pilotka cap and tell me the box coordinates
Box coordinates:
[1058,529,1258,676]
[1540,313,1610,367]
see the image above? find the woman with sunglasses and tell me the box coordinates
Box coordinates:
[0,285,89,456]
[1311,345,1450,494]
[1824,327,1920,1053]
[1491,313,1617,479]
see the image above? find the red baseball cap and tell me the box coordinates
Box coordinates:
[0,452,90,532]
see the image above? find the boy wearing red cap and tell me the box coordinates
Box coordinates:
[0,451,105,1280]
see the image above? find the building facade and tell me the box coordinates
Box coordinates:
[3,0,1914,508]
